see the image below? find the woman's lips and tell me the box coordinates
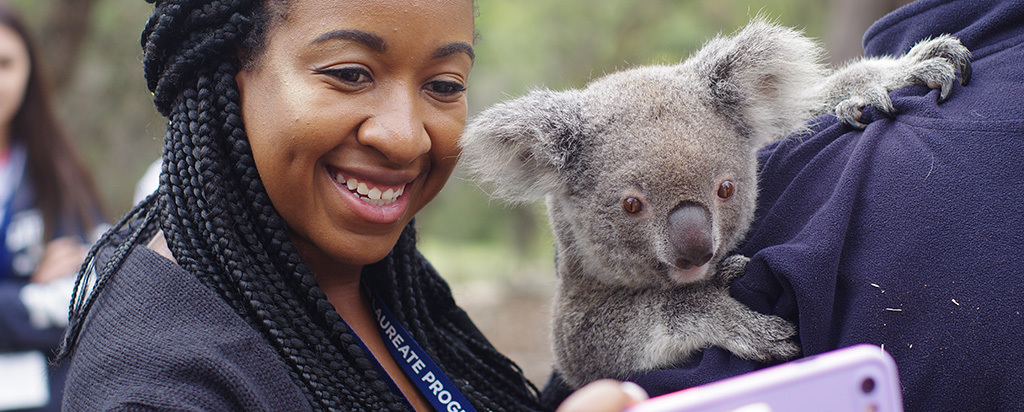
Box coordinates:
[328,167,416,224]
[333,171,407,207]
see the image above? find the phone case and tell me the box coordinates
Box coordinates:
[626,344,903,412]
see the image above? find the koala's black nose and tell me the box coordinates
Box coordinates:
[667,203,714,269]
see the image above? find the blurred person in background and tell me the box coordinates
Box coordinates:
[0,1,106,411]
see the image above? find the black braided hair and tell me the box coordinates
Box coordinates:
[59,0,546,411]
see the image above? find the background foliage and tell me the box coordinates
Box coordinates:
[8,0,909,283]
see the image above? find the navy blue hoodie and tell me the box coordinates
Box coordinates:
[543,0,1024,410]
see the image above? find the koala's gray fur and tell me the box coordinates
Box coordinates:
[459,19,970,389]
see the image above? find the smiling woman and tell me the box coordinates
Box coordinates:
[52,0,548,411]
[236,1,474,275]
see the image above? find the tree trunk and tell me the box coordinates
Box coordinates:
[825,0,914,66]
[38,0,98,90]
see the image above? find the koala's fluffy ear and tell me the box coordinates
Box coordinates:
[688,18,828,144]
[460,89,589,202]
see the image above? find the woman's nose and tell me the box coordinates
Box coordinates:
[356,88,431,165]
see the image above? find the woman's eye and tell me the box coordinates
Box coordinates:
[425,80,466,98]
[315,67,372,86]
[717,180,736,199]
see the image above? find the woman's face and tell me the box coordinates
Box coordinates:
[236,0,474,277]
[0,23,28,135]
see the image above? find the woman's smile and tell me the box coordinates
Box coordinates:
[327,166,416,224]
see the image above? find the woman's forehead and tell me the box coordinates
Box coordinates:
[278,0,474,38]
[261,0,474,63]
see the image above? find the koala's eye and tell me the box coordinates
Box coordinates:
[717,181,736,199]
[622,197,644,214]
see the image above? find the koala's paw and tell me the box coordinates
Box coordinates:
[834,89,893,129]
[726,313,801,362]
[713,255,750,287]
[830,34,971,129]
[900,34,972,101]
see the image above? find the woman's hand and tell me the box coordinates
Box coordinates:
[556,379,649,412]
[30,236,89,283]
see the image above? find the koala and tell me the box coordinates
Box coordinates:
[459,20,970,389]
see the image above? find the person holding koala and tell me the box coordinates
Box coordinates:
[542,0,1024,410]
[54,0,645,411]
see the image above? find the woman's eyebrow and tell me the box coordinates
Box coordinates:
[433,42,475,62]
[311,29,473,62]
[311,29,386,53]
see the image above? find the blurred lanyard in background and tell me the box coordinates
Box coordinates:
[0,146,26,281]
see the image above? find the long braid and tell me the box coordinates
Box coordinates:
[368,227,547,411]
[56,196,158,365]
[63,0,546,410]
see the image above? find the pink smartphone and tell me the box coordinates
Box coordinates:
[626,344,903,412]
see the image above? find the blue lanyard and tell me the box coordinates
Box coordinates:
[0,146,25,280]
[367,286,478,412]
[0,197,13,280]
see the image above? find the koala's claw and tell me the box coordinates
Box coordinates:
[827,34,970,129]
[903,34,972,102]
[758,316,800,360]
[766,338,801,361]
[714,255,750,286]
[937,56,970,101]
[960,60,972,86]
[724,312,800,362]
[835,89,896,129]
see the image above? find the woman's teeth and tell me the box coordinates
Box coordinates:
[338,174,405,206]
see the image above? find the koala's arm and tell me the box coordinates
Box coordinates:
[818,34,971,128]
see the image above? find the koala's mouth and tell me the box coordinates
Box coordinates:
[332,172,407,207]
[663,262,711,284]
